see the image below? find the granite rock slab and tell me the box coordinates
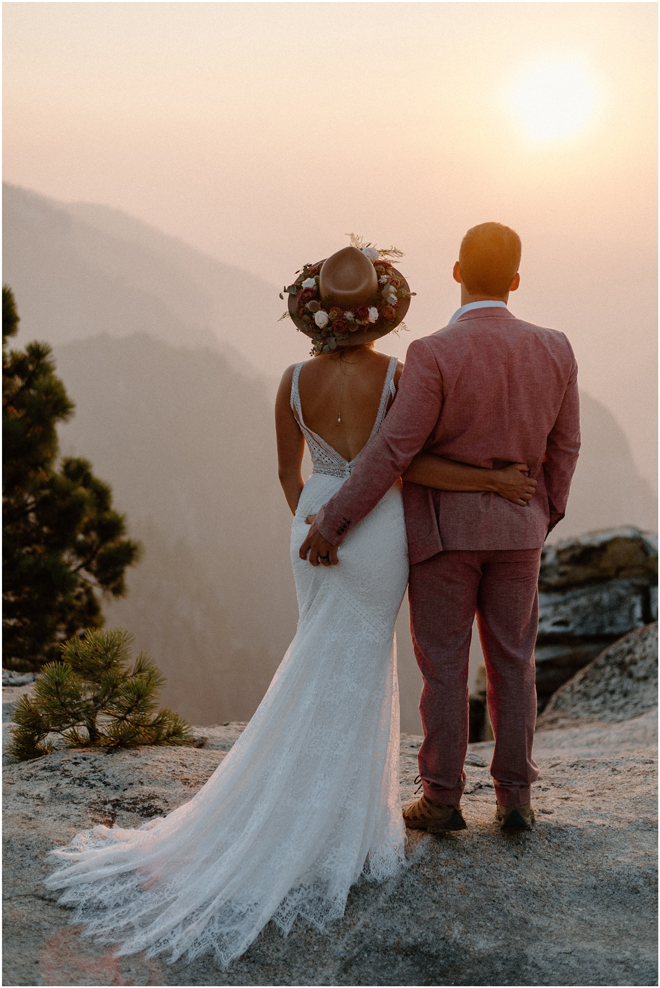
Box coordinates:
[3,711,657,986]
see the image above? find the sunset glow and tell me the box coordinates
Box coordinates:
[509,59,598,142]
[2,3,657,491]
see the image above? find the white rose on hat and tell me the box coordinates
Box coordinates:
[302,277,317,289]
[361,247,379,261]
[368,307,379,323]
[314,310,329,329]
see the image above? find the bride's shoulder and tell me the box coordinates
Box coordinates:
[277,358,308,383]
[275,362,302,405]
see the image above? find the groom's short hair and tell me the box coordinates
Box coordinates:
[459,222,522,296]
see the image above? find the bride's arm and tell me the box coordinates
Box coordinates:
[275,365,305,514]
[403,453,537,506]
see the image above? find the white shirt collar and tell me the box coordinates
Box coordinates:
[448,300,508,325]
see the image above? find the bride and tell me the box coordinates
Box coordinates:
[46,244,535,969]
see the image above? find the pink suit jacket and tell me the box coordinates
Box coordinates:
[315,306,581,566]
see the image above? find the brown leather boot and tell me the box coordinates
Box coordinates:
[495,801,535,831]
[403,795,467,833]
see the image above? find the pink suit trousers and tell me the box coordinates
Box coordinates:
[410,547,541,807]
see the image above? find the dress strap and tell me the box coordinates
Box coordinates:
[368,355,398,441]
[290,361,305,426]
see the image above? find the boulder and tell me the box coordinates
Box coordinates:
[539,528,658,591]
[537,579,648,642]
[539,623,658,728]
[2,669,37,688]
[535,529,657,710]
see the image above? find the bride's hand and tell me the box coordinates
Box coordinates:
[492,463,537,506]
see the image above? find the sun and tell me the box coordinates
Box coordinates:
[509,59,598,143]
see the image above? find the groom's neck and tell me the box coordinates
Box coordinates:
[460,286,509,306]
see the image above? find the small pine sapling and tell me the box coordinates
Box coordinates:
[9,628,194,760]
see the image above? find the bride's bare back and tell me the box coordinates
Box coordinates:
[275,345,402,514]
[297,347,403,462]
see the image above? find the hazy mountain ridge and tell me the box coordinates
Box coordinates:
[3,182,309,381]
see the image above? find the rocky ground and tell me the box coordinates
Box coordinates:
[3,698,657,986]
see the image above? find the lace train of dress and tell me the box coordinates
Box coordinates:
[46,356,409,969]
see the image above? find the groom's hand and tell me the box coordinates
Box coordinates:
[299,516,339,566]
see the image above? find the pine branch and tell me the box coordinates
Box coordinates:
[8,628,193,759]
[2,349,49,410]
[2,496,39,525]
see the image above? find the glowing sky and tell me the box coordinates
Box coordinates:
[3,2,657,486]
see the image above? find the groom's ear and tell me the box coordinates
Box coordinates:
[452,261,462,284]
[509,272,521,292]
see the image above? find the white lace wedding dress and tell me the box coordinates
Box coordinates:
[47,355,409,969]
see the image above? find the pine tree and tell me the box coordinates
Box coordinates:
[3,286,142,669]
[8,627,194,761]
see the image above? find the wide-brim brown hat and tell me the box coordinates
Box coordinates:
[286,246,412,351]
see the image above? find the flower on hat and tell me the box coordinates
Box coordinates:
[345,311,354,321]
[333,316,349,335]
[362,247,379,261]
[381,305,397,321]
[368,307,379,323]
[302,277,317,289]
[356,304,370,320]
[314,310,329,329]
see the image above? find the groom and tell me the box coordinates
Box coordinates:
[301,222,581,832]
